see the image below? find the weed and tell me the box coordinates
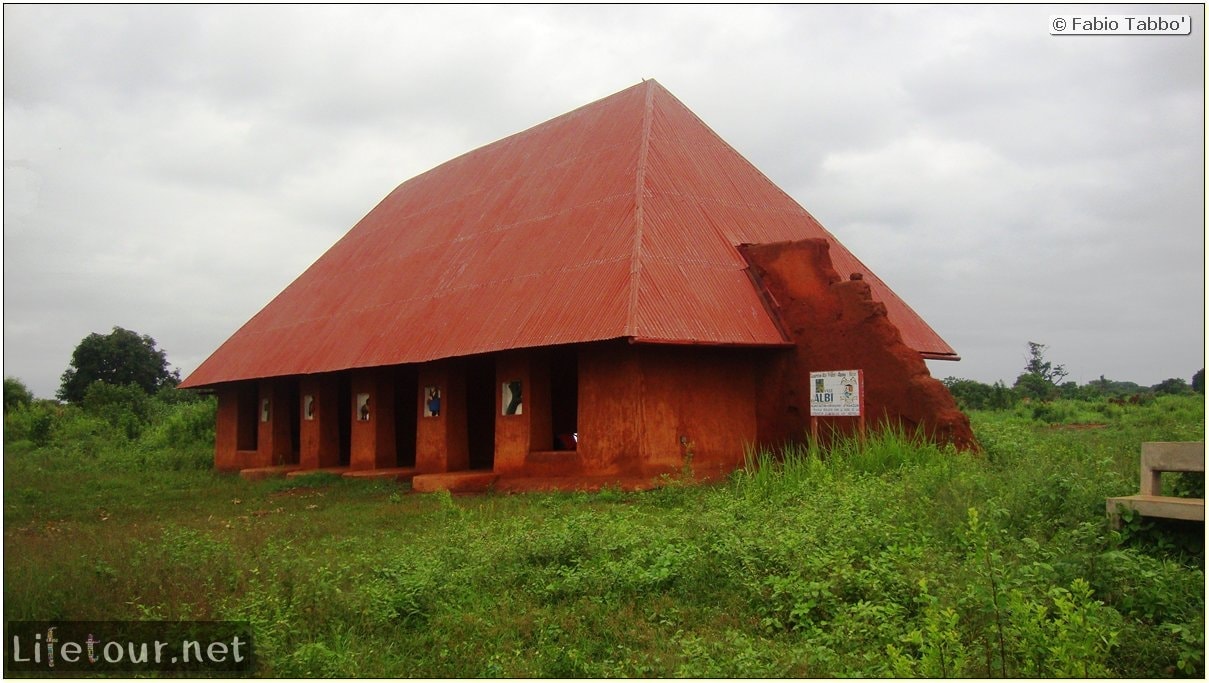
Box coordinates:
[3,393,1203,676]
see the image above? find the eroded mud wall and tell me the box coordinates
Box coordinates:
[741,239,976,451]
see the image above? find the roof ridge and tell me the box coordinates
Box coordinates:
[625,79,657,337]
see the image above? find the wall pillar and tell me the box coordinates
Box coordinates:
[215,382,272,471]
[258,379,295,466]
[349,368,397,470]
[493,351,552,475]
[299,374,340,469]
[577,344,642,475]
[214,384,240,472]
[415,361,468,473]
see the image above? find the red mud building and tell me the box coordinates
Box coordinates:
[180,80,973,490]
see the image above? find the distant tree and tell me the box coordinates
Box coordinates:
[1193,368,1205,394]
[1013,372,1057,402]
[1024,341,1068,385]
[1152,377,1193,396]
[1068,377,1107,398]
[1088,375,1113,396]
[1084,375,1137,398]
[942,377,993,410]
[1104,379,1143,397]
[4,377,34,413]
[940,377,1018,411]
[1013,341,1068,402]
[57,327,180,404]
[987,380,1016,409]
[1057,380,1083,399]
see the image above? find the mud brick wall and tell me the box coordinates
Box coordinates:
[741,239,976,451]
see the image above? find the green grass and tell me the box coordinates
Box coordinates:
[4,394,1205,677]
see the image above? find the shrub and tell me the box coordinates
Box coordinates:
[4,377,34,413]
[143,396,216,452]
[3,400,58,447]
[82,381,153,440]
[48,406,123,460]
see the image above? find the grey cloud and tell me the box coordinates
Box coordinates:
[4,4,1203,399]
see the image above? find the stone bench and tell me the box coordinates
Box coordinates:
[1106,442,1205,529]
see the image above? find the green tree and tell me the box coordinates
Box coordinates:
[987,380,1016,409]
[941,377,1016,411]
[1057,380,1083,399]
[4,377,34,413]
[1084,375,1137,398]
[942,377,993,410]
[1192,369,1204,394]
[1013,372,1056,401]
[1024,341,1068,384]
[57,327,180,404]
[1152,377,1193,396]
[1013,341,1068,401]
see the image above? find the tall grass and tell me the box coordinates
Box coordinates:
[3,394,1204,677]
[734,423,956,503]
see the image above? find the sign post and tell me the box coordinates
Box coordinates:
[809,369,865,445]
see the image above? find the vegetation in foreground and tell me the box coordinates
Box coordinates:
[3,389,1205,677]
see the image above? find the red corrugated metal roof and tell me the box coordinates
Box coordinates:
[181,80,956,389]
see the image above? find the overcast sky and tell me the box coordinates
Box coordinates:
[4,4,1204,399]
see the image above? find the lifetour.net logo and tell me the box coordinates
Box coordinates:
[4,621,255,675]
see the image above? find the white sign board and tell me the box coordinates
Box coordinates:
[809,369,863,417]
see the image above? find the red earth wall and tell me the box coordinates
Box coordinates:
[214,384,249,472]
[299,374,341,469]
[214,380,294,471]
[416,361,469,474]
[350,368,397,470]
[740,239,976,451]
[576,343,757,477]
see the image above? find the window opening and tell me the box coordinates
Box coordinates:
[424,386,441,417]
[395,368,418,467]
[502,380,523,415]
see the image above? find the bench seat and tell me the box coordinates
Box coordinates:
[1106,442,1204,529]
[1106,494,1205,524]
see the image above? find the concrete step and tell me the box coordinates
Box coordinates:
[286,466,350,478]
[239,465,304,481]
[412,471,499,493]
[493,475,661,493]
[343,467,418,482]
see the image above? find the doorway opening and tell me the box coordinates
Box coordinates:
[235,383,258,452]
[465,356,496,471]
[286,382,300,464]
[337,374,351,466]
[550,347,579,450]
[395,367,418,468]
